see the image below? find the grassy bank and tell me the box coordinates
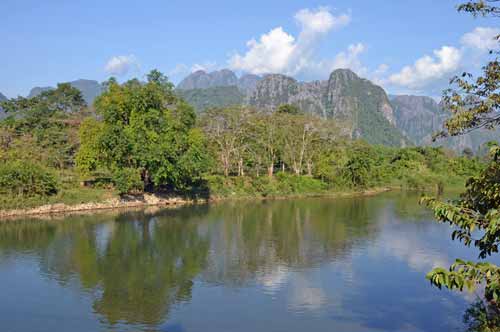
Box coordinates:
[0,170,472,217]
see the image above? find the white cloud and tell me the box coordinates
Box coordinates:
[228,7,353,77]
[332,43,367,73]
[461,27,500,51]
[295,7,350,34]
[229,27,296,74]
[385,26,499,92]
[373,63,389,76]
[387,46,462,89]
[191,61,218,73]
[104,55,139,76]
[169,63,189,76]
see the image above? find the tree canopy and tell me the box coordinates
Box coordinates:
[423,1,500,329]
[76,70,209,193]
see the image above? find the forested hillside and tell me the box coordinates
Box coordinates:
[0,71,485,210]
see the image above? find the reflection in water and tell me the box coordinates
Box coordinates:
[0,192,492,332]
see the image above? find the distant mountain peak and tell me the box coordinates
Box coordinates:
[246,69,406,146]
[330,68,358,78]
[177,69,262,94]
[27,79,103,105]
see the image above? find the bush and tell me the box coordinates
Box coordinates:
[0,161,58,197]
[112,168,144,195]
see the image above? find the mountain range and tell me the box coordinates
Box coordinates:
[177,69,261,94]
[0,92,6,119]
[2,69,497,151]
[27,79,103,105]
[176,68,498,150]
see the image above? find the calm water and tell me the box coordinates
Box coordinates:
[0,192,493,332]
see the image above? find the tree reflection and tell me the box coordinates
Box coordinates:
[201,197,382,285]
[0,210,209,329]
[0,197,393,330]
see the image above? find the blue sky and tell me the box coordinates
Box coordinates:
[1,0,498,98]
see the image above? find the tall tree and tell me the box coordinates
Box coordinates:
[199,107,251,177]
[76,70,209,193]
[0,84,86,169]
[423,1,500,328]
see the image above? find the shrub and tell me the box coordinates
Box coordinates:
[0,161,58,197]
[112,168,144,195]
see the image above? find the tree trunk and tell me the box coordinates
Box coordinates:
[307,161,312,176]
[222,155,229,177]
[238,158,244,176]
[268,164,274,177]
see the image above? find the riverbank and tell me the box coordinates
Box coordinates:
[0,187,396,220]
[0,193,203,219]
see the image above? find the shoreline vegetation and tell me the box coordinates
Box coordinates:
[0,186,395,219]
[0,71,485,220]
[0,182,465,219]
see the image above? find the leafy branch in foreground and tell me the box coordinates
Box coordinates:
[422,144,500,317]
[423,1,500,329]
[458,0,500,17]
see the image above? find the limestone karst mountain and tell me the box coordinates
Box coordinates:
[28,79,103,105]
[248,69,406,146]
[177,69,239,90]
[390,94,499,152]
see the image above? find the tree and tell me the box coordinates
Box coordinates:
[0,84,86,169]
[76,70,209,193]
[280,113,322,175]
[423,1,500,326]
[246,112,283,177]
[199,107,251,177]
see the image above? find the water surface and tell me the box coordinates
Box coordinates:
[0,192,492,332]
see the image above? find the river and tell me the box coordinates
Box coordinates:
[0,192,494,332]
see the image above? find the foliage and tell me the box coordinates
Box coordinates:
[76,70,210,193]
[75,117,104,175]
[277,104,301,115]
[206,173,327,198]
[423,1,500,325]
[458,0,500,17]
[0,70,486,209]
[176,86,244,112]
[0,160,58,197]
[342,156,371,188]
[0,83,87,169]
[112,168,144,195]
[464,300,500,332]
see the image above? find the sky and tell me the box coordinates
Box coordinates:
[1,0,498,98]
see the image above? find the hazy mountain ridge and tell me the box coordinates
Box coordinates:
[0,92,6,119]
[17,68,498,151]
[390,95,499,152]
[177,69,262,93]
[176,86,245,112]
[28,79,103,105]
[391,95,445,145]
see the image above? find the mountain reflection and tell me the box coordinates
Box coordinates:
[0,193,442,331]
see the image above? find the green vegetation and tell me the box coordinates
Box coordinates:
[176,86,245,112]
[421,1,500,330]
[0,70,486,211]
[76,71,210,194]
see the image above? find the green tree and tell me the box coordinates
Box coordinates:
[0,83,86,169]
[423,1,500,327]
[76,70,209,193]
[199,107,252,177]
[342,155,371,188]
